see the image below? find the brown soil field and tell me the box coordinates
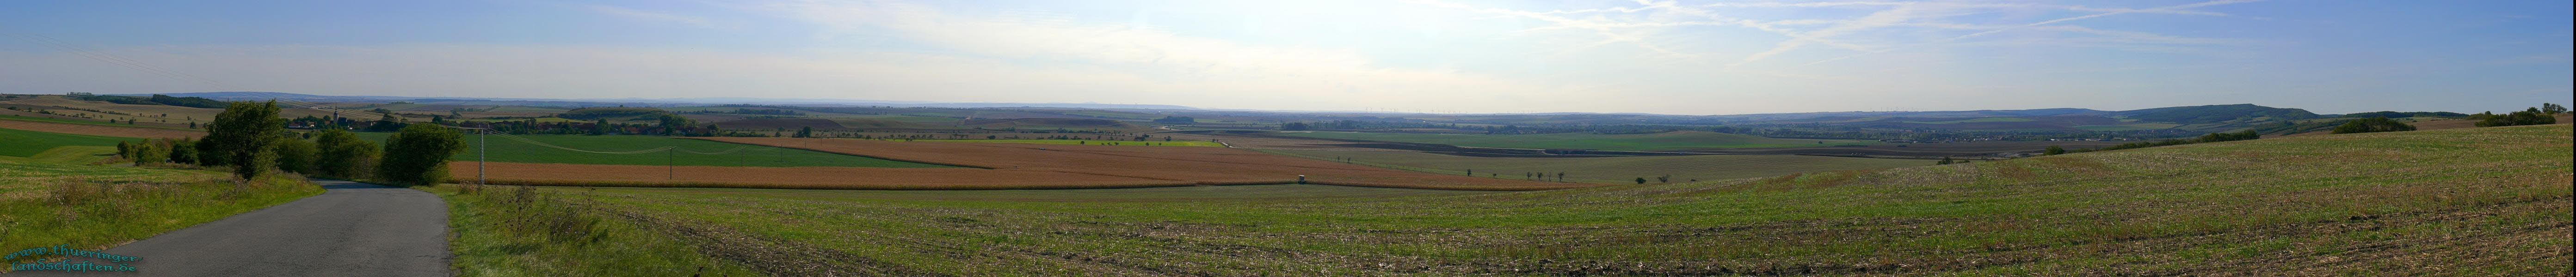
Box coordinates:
[0,119,203,139]
[684,137,1592,191]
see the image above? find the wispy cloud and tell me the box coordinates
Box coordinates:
[587,5,716,27]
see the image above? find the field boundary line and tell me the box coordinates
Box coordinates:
[678,137,1003,169]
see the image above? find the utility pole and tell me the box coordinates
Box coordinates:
[666,140,674,181]
[675,139,685,181]
[476,129,485,186]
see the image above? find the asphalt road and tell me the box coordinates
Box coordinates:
[12,180,451,276]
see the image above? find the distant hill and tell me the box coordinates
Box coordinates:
[2108,104,2318,124]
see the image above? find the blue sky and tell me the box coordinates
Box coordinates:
[1,0,2567,114]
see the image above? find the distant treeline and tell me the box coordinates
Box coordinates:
[2051,130,2260,155]
[683,108,805,116]
[2337,111,2468,118]
[74,94,228,109]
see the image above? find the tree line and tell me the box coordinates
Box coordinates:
[115,101,469,186]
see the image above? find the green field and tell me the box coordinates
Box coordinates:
[1284,131,1876,151]
[1904,117,2038,124]
[0,127,133,157]
[467,124,2571,275]
[1,114,190,129]
[348,132,954,168]
[2073,122,2183,131]
[922,139,1221,147]
[1260,150,1928,183]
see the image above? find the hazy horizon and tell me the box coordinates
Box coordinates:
[4,0,2570,114]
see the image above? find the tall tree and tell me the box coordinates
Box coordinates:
[206,101,288,179]
[313,129,380,178]
[377,124,468,186]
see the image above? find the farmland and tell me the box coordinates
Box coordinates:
[0,116,204,139]
[1282,131,1878,151]
[473,125,2572,275]
[1257,149,1929,183]
[0,127,133,157]
[922,139,1221,147]
[686,137,1592,191]
[346,132,953,168]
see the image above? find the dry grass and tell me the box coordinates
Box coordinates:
[0,119,202,139]
[684,137,1595,191]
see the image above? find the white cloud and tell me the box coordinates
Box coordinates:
[587,5,716,27]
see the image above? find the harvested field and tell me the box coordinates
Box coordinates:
[685,137,1592,191]
[1259,149,1929,183]
[1689,139,2128,157]
[450,162,1186,190]
[0,118,203,139]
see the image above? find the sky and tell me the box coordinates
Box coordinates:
[0,0,2568,115]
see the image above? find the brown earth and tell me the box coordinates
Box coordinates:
[0,118,204,139]
[683,137,1593,191]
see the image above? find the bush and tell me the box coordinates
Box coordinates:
[313,129,380,179]
[2331,117,2416,134]
[2474,107,2558,127]
[206,101,287,179]
[275,135,320,174]
[376,124,468,186]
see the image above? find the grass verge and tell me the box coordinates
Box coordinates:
[0,167,322,272]
[420,184,760,277]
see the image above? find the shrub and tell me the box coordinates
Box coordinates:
[312,129,381,179]
[2331,117,2416,134]
[376,124,468,186]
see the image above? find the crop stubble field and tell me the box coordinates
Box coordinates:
[1259,149,1931,183]
[503,125,2572,276]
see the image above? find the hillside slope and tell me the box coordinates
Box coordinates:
[530,124,2569,275]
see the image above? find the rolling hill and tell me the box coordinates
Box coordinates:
[493,123,2570,275]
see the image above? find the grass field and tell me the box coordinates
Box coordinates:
[1,161,322,274]
[921,139,1221,147]
[0,127,134,157]
[476,124,2568,275]
[689,137,1589,190]
[348,132,954,168]
[0,117,204,139]
[1284,131,1876,151]
[1260,150,1929,183]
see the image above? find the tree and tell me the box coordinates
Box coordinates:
[796,126,814,138]
[591,119,610,135]
[313,129,380,179]
[2476,107,2558,127]
[2043,146,2066,156]
[1937,157,1956,165]
[168,138,197,164]
[205,101,288,179]
[2544,103,2566,114]
[1633,177,1647,184]
[1280,122,1311,131]
[129,142,166,166]
[2331,117,2416,134]
[1656,175,1670,183]
[655,114,694,135]
[275,134,320,174]
[376,124,468,186]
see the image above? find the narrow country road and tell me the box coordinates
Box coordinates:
[12,179,451,277]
